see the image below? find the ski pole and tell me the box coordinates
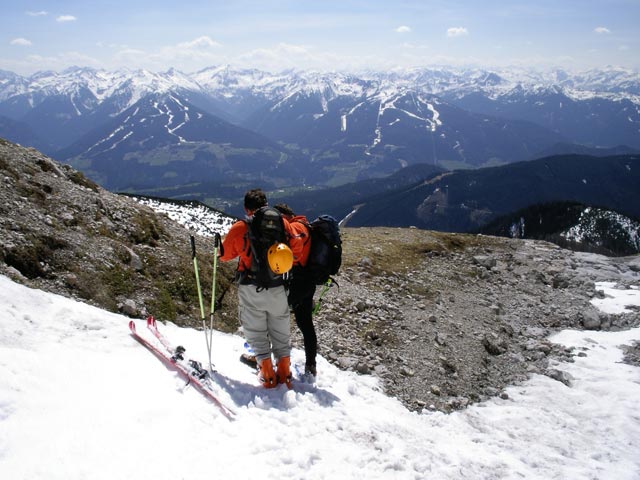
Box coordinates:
[214,281,230,310]
[190,235,213,370]
[206,233,222,373]
[190,236,207,320]
[312,278,333,316]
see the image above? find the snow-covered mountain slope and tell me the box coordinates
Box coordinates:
[1,65,638,189]
[477,201,640,256]
[0,67,201,113]
[131,195,236,237]
[1,65,638,131]
[1,272,640,479]
[56,91,295,191]
[561,206,640,253]
[244,86,566,173]
[2,65,638,105]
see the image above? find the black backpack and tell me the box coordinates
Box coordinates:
[244,206,288,288]
[305,215,342,285]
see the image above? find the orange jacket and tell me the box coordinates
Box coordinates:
[219,216,297,271]
[219,220,252,271]
[288,215,311,267]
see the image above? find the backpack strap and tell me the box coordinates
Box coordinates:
[293,219,312,248]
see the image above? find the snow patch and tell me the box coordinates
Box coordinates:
[0,275,639,479]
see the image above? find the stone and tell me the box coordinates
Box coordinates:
[472,255,497,270]
[120,299,137,317]
[546,369,574,387]
[581,309,602,330]
[482,334,507,355]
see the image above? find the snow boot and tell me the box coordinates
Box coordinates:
[276,356,292,389]
[240,342,258,369]
[258,358,277,389]
[240,353,257,369]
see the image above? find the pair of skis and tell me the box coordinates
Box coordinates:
[129,316,235,420]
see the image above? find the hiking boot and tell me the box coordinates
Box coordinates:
[305,363,317,377]
[275,356,292,389]
[258,358,277,388]
[240,352,257,369]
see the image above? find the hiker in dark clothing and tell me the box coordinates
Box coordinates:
[274,203,318,376]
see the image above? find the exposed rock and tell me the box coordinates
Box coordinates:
[581,309,602,330]
[482,334,508,356]
[120,299,138,317]
[294,228,640,413]
[472,255,497,270]
[0,139,238,331]
[621,341,640,367]
[546,369,574,387]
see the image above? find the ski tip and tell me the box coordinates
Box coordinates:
[146,315,156,328]
[128,320,136,333]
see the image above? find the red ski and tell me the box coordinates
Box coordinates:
[128,320,235,420]
[146,316,175,354]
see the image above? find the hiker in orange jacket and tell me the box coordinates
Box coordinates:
[219,189,295,388]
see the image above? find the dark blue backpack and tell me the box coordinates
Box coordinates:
[306,215,342,285]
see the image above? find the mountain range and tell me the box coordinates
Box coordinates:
[273,154,640,234]
[1,65,639,196]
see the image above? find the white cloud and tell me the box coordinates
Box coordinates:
[153,36,223,67]
[97,41,130,50]
[176,36,222,50]
[396,26,412,34]
[10,38,32,47]
[107,37,225,72]
[26,10,47,16]
[447,27,469,37]
[56,15,77,23]
[594,27,611,34]
[236,43,352,72]
[7,51,101,75]
[402,42,428,48]
[113,48,148,64]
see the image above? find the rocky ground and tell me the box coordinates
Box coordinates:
[0,138,237,329]
[2,137,639,414]
[295,228,640,412]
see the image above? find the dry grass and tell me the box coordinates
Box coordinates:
[341,227,501,276]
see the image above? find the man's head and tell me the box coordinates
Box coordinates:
[244,188,268,214]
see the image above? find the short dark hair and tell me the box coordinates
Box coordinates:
[244,188,267,211]
[273,203,294,217]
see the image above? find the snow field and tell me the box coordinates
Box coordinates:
[1,274,639,479]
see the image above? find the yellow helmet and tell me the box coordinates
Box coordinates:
[267,242,293,274]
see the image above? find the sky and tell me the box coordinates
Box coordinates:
[1,271,640,479]
[1,1,639,76]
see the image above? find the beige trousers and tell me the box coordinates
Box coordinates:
[238,284,291,362]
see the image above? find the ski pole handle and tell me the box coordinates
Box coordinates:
[214,232,224,257]
[190,235,197,259]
